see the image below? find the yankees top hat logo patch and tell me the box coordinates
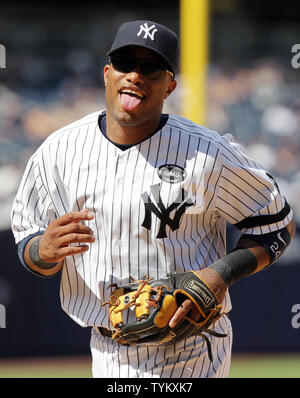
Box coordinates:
[137,23,158,41]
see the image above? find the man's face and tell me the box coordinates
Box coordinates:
[104,46,177,127]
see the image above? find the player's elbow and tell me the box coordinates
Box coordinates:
[287,218,296,241]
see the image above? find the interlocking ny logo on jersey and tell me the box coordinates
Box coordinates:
[141,183,194,238]
[137,23,158,41]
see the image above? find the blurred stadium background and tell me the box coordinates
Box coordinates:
[0,0,300,378]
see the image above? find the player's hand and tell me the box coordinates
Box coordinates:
[168,299,201,328]
[38,209,95,263]
[168,268,227,328]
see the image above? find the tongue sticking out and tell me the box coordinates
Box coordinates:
[120,93,143,112]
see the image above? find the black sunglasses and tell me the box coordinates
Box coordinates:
[110,55,174,80]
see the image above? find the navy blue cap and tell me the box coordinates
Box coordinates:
[107,20,179,74]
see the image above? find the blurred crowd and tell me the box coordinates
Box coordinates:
[1,56,300,235]
[207,58,300,221]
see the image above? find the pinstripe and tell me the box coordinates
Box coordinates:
[87,132,104,324]
[141,130,164,278]
[80,126,98,322]
[40,145,59,217]
[180,134,198,269]
[136,139,152,280]
[168,117,244,166]
[59,132,74,313]
[215,206,240,223]
[220,175,264,207]
[51,137,68,214]
[218,185,256,213]
[96,137,110,327]
[12,159,36,233]
[109,152,119,284]
[127,149,140,279]
[217,196,248,219]
[222,165,272,201]
[182,136,203,271]
[72,126,90,318]
[156,130,173,277]
[118,150,131,281]
[152,130,170,278]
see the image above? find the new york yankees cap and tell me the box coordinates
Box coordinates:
[107,20,179,74]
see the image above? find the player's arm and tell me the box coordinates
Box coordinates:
[200,217,295,299]
[21,210,95,277]
[169,217,295,327]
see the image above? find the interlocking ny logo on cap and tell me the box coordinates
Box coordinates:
[137,23,158,41]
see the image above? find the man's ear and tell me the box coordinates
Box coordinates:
[103,64,110,86]
[164,79,177,99]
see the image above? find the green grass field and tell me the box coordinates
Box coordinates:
[0,356,92,378]
[0,354,299,378]
[229,353,300,378]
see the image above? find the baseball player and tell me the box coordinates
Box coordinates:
[11,20,295,378]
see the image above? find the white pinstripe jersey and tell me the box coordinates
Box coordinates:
[11,110,293,328]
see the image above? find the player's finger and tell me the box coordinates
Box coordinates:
[52,245,90,261]
[54,222,94,238]
[169,299,194,328]
[57,232,96,247]
[54,210,94,226]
